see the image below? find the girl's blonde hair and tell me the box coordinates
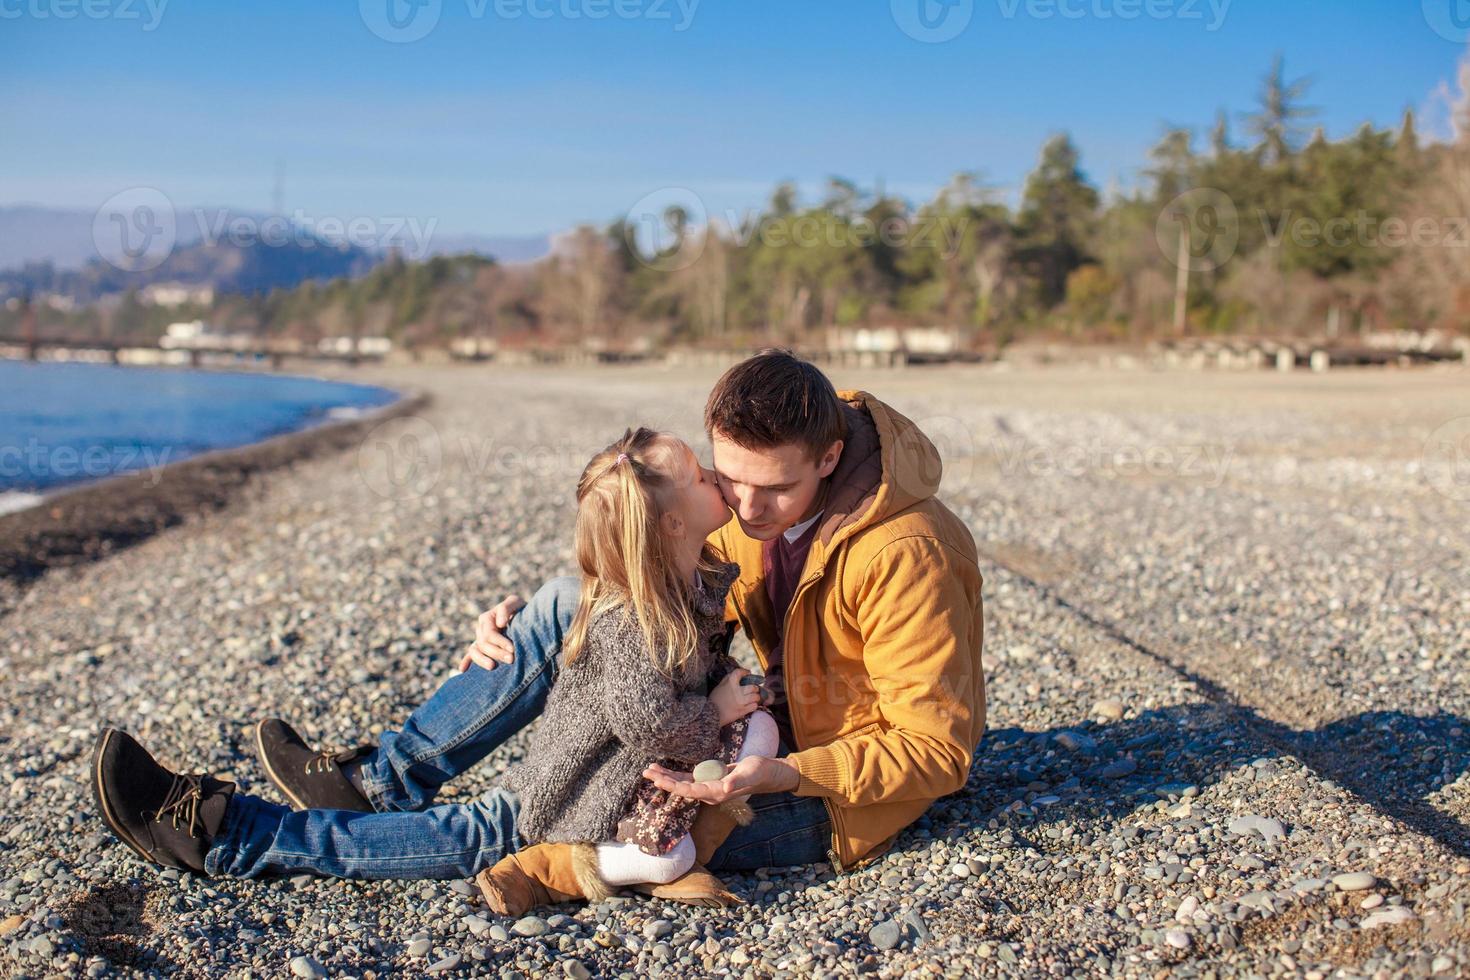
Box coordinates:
[563,427,718,675]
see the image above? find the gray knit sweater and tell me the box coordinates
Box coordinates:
[502,560,743,846]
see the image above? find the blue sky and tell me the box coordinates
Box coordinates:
[2,0,1465,235]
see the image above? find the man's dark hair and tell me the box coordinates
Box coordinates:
[704,349,846,462]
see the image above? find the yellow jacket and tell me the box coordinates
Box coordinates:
[709,390,986,870]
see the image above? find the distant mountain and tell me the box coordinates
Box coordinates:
[0,205,551,279]
[0,205,552,308]
[0,234,383,305]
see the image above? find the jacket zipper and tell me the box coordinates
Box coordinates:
[782,565,846,874]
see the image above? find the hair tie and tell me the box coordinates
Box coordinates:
[614,452,629,466]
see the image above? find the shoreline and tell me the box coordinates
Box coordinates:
[0,378,429,584]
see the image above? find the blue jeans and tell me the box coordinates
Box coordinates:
[205,576,831,880]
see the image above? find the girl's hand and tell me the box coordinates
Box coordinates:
[457,594,526,672]
[710,668,761,727]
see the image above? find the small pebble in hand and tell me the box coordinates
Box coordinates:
[740,674,774,706]
[692,759,727,782]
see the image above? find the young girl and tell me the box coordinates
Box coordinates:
[90,426,775,907]
[481,426,779,909]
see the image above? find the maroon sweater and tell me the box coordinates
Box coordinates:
[760,513,821,749]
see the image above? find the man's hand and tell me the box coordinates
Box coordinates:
[709,668,761,727]
[643,755,800,804]
[457,595,526,672]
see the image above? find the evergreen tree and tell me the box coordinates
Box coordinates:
[1017,134,1100,307]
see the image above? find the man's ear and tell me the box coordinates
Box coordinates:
[815,440,843,479]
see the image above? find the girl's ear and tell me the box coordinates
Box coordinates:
[661,509,685,538]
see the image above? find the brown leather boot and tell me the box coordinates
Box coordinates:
[689,798,750,865]
[632,863,744,908]
[476,843,612,916]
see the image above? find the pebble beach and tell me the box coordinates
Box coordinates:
[2,361,1468,978]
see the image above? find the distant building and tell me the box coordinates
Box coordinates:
[161,319,247,350]
[142,283,216,308]
[825,326,960,355]
[318,336,392,356]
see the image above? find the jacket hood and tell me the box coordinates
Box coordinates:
[815,391,943,548]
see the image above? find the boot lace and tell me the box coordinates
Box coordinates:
[305,745,372,776]
[150,773,207,838]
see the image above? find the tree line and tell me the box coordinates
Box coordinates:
[12,58,1468,350]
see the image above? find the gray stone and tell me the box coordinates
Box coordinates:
[513,916,549,937]
[289,956,325,979]
[426,952,462,973]
[1227,814,1286,844]
[868,919,901,951]
[1360,907,1414,929]
[1333,872,1376,891]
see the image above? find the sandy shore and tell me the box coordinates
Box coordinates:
[1,361,1468,978]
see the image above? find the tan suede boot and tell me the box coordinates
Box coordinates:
[632,863,744,907]
[689,798,752,866]
[476,842,612,916]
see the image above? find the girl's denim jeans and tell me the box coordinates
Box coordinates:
[205,577,832,880]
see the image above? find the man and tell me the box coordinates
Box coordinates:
[92,350,984,901]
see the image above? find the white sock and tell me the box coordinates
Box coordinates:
[596,833,696,886]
